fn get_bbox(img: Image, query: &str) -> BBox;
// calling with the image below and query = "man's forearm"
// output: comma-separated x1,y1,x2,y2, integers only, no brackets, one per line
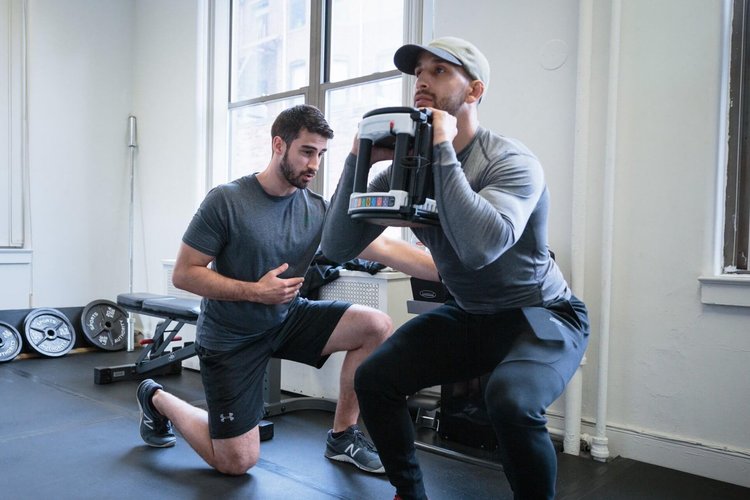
321,154,384,262
359,236,439,282
173,265,256,302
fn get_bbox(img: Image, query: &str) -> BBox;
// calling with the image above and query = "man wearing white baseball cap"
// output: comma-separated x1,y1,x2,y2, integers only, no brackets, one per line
323,36,589,500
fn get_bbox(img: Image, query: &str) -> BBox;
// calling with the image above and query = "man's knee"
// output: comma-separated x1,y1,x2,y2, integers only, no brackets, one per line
354,309,392,354
484,365,562,427
212,449,259,476
210,433,260,475
368,310,393,343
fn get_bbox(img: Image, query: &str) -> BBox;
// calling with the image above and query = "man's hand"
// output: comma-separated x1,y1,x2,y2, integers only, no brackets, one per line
427,108,458,146
350,132,395,165
253,263,304,304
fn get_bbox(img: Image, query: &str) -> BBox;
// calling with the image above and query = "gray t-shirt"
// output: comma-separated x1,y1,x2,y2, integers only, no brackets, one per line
182,174,327,350
321,126,569,313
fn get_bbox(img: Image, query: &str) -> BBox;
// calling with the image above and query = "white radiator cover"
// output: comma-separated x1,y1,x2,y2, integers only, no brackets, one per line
281,270,412,399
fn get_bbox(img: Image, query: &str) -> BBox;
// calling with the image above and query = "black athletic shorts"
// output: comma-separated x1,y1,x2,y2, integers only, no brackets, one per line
195,298,351,439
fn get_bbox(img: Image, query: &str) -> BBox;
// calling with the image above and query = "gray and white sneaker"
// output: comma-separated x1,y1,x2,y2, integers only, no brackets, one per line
136,378,176,448
325,425,385,474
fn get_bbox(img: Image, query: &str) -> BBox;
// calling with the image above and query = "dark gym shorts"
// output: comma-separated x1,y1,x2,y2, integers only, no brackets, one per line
195,297,352,439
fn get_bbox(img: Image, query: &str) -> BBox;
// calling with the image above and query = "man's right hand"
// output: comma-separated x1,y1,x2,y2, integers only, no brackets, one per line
350,132,395,165
425,108,458,146
253,263,304,304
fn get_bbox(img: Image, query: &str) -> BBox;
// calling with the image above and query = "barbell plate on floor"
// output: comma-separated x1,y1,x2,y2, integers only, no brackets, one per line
23,308,76,358
80,300,128,351
0,321,23,363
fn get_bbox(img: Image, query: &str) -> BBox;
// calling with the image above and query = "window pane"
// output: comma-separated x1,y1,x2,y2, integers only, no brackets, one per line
231,0,310,102
324,77,402,199
329,0,404,82
229,96,305,181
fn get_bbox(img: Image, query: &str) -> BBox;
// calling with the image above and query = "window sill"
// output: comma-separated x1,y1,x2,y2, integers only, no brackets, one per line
0,248,32,264
698,274,750,307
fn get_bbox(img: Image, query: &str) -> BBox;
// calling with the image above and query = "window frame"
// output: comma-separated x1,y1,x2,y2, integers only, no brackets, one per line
699,0,750,306
219,0,427,195
725,0,750,274
0,0,26,249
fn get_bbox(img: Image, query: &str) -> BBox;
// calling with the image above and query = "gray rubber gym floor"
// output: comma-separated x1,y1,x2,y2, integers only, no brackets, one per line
2,350,748,500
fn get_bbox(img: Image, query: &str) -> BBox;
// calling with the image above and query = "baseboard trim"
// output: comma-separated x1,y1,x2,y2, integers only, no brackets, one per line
547,414,750,488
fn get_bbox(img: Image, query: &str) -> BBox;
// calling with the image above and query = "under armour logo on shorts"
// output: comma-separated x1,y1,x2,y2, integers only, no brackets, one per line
220,413,235,422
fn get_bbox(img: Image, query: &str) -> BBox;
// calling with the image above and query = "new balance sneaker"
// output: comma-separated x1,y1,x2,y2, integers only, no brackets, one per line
325,425,385,474
136,379,176,448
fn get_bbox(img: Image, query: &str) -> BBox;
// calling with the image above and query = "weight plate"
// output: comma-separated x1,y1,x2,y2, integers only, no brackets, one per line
80,300,128,351
23,308,76,358
0,321,23,363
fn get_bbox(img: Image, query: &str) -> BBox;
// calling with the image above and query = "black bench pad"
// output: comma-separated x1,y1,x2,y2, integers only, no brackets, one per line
117,293,201,323
117,292,171,309
141,297,201,322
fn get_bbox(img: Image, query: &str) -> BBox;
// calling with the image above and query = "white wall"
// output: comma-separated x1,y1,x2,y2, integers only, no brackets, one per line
25,0,134,307
5,0,749,488
8,0,203,313
597,0,750,482
130,0,205,295
433,0,750,486
433,0,580,277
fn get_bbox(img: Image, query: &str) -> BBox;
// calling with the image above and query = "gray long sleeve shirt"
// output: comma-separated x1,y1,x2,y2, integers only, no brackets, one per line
321,126,570,313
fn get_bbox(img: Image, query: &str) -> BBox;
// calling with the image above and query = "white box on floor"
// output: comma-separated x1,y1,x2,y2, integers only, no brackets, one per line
280,270,412,399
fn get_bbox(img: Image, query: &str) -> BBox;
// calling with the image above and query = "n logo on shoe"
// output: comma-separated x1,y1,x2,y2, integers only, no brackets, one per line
344,443,361,457
220,413,234,422
143,414,155,429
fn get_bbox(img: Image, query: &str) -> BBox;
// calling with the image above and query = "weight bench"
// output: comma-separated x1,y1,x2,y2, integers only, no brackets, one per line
94,293,337,422
94,293,199,384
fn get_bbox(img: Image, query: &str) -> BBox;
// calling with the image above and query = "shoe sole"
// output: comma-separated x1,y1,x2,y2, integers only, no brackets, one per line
325,452,385,474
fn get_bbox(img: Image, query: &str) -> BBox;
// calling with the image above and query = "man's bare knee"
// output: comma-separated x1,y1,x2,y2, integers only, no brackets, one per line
213,452,258,475
210,432,260,475
369,311,393,343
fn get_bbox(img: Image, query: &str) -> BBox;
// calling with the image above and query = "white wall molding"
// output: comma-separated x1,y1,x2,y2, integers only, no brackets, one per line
547,413,750,488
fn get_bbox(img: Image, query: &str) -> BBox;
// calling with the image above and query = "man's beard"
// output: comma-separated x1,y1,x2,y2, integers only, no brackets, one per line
280,151,314,189
418,91,464,116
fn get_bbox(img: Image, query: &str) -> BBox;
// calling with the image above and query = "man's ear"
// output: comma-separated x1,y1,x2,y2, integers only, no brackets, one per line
466,80,485,104
272,136,286,156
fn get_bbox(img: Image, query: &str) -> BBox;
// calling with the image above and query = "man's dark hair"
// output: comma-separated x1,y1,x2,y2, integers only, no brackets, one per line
271,104,334,146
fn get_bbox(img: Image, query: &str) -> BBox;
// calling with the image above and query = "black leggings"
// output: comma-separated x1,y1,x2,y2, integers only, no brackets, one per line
354,297,589,500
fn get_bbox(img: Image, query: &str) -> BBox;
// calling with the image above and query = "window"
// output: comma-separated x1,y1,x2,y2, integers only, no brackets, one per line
725,0,750,273
225,0,420,203
1,0,25,248
288,0,306,30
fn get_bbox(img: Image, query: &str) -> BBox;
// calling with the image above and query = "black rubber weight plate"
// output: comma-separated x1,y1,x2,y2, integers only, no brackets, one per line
80,300,128,351
23,308,76,357
0,321,23,362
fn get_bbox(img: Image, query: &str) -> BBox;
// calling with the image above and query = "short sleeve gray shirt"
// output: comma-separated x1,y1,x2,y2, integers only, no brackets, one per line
182,174,327,350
